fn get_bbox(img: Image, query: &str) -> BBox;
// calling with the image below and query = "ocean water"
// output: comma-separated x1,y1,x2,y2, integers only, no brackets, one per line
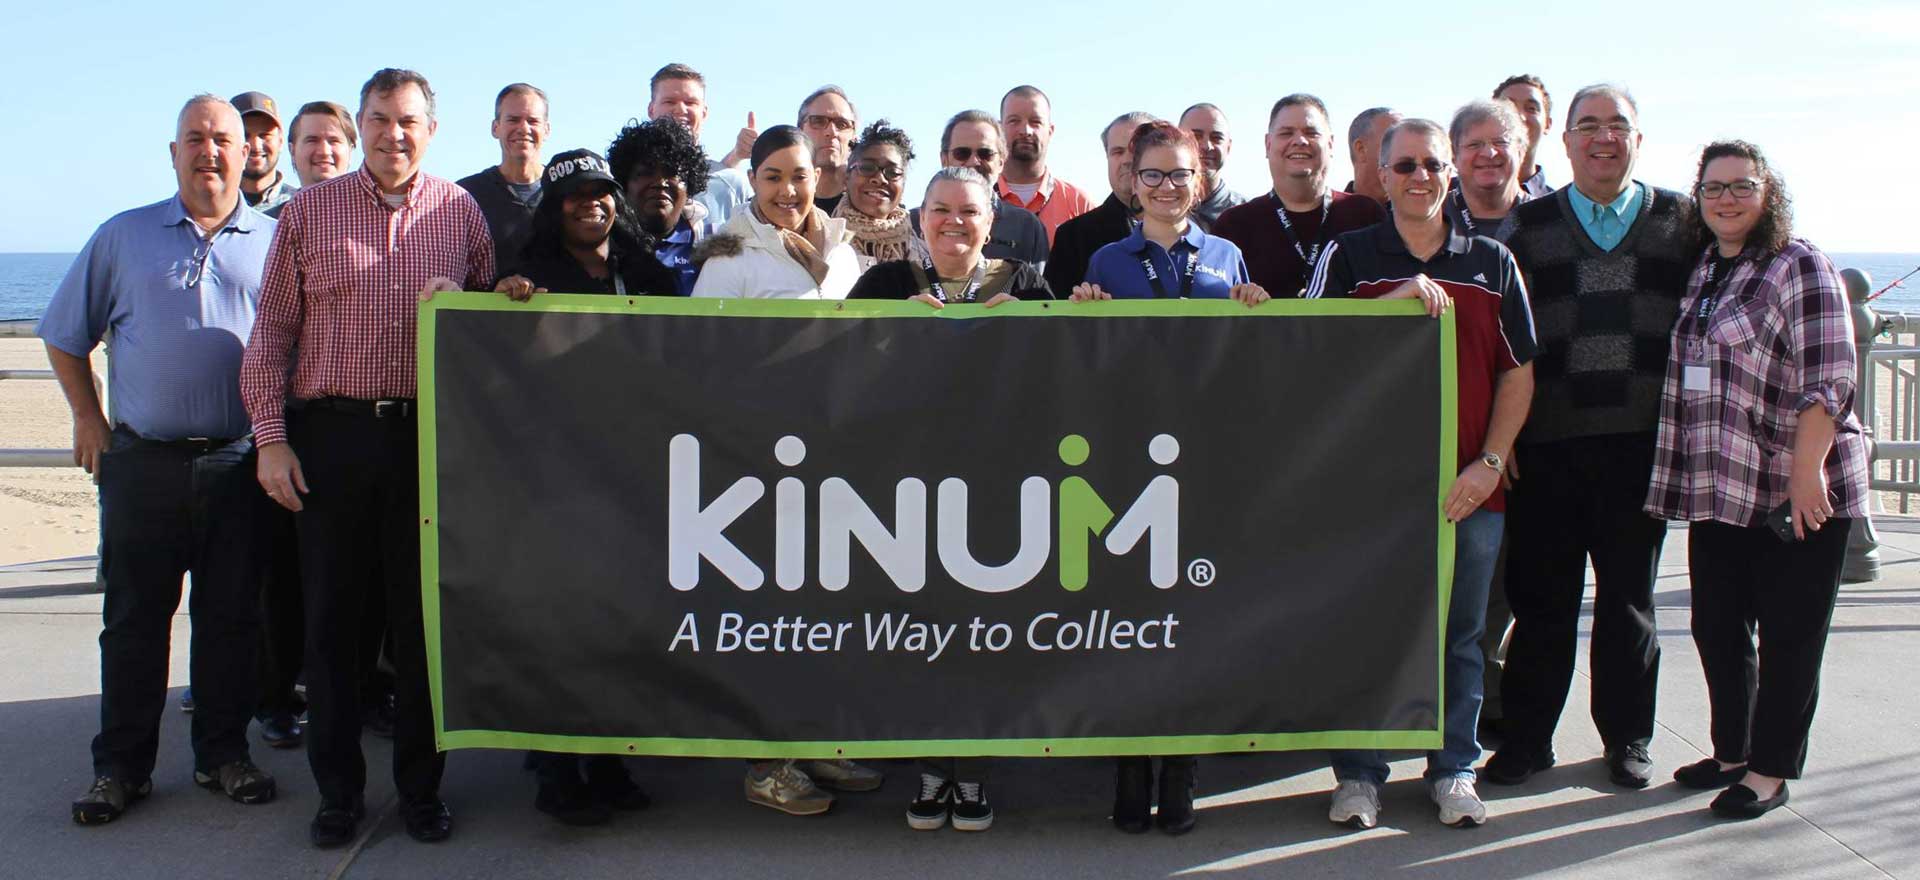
3,251,1919,319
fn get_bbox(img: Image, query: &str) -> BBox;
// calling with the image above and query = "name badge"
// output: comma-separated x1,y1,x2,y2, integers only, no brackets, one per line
1683,364,1711,392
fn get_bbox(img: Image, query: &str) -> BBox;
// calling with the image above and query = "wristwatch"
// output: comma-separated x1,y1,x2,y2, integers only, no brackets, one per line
1481,451,1504,472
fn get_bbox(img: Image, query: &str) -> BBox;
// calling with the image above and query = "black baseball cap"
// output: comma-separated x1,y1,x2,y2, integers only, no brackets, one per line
543,149,618,201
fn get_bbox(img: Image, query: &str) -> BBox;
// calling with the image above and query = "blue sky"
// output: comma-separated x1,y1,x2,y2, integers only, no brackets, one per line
3,0,1915,252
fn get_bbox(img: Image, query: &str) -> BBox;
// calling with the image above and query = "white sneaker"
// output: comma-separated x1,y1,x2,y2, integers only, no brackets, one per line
744,760,834,816
1329,780,1381,829
1432,776,1487,827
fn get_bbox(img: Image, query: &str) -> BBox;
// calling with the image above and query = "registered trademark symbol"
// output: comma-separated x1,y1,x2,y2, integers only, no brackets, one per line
1187,559,1216,587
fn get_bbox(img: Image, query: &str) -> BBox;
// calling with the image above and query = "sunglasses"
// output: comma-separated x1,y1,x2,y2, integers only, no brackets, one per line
1387,158,1452,175
948,146,997,163
803,114,855,133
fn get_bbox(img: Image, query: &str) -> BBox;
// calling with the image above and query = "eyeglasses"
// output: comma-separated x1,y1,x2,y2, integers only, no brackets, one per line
851,160,905,181
1387,158,1452,175
184,237,215,288
1570,121,1636,138
1698,179,1761,199
803,114,855,132
1134,168,1196,188
1459,138,1513,154
947,146,997,163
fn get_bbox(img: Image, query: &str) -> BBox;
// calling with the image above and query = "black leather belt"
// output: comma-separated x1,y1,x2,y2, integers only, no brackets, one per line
296,397,417,419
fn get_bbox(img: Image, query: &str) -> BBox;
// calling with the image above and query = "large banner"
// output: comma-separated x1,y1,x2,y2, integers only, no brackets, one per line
419,296,1456,758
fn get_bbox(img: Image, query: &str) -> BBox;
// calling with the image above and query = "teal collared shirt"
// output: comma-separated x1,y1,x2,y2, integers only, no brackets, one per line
1567,181,1643,252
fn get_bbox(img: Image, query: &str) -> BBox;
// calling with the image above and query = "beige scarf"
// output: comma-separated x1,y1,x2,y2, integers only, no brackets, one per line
833,198,916,265
752,200,832,286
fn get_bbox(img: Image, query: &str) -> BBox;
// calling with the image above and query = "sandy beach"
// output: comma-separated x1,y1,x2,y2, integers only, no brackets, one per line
0,336,102,565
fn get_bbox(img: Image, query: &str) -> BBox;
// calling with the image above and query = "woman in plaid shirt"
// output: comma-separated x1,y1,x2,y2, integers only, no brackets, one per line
1644,140,1869,820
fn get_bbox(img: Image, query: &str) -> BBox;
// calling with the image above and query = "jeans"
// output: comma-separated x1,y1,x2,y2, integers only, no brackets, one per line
90,429,262,780
1333,508,1503,784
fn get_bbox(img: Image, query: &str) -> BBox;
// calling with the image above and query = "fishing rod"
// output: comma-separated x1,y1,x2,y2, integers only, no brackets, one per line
1865,265,1920,303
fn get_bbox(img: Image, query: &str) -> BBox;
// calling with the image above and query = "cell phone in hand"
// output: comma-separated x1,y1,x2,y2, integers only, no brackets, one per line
1765,499,1801,543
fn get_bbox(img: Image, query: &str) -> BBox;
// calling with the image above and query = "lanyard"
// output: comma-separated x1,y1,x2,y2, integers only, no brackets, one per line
610,254,628,297
1694,256,1735,325
924,259,987,303
1140,246,1197,299
1274,193,1331,268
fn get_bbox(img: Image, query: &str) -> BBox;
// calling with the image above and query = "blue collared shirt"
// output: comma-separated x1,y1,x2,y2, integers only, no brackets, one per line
695,160,751,228
1083,221,1249,299
656,215,703,296
1567,180,1644,252
37,196,272,440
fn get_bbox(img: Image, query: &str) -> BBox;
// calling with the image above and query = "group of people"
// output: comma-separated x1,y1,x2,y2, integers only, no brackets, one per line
36,61,1867,847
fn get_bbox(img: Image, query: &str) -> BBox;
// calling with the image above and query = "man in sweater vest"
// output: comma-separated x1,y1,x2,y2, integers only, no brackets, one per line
1483,85,1695,791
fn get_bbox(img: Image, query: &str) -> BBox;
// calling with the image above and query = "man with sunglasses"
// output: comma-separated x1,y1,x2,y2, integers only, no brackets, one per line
1484,84,1693,793
1306,117,1537,829
1213,94,1384,297
43,95,280,825
912,110,1048,268
797,85,858,213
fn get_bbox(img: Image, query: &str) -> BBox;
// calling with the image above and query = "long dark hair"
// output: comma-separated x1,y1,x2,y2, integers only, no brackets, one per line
519,184,663,287
1687,139,1793,258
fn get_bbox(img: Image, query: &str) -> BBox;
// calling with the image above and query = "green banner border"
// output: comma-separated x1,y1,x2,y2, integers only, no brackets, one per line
417,293,1459,757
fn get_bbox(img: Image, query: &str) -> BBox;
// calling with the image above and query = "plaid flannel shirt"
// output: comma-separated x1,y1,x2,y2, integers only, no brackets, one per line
1645,239,1870,525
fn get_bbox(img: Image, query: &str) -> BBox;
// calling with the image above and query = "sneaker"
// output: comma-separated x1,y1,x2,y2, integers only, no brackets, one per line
178,687,194,713
194,760,277,805
745,761,833,816
801,758,883,792
1328,780,1381,829
951,781,993,831
1607,744,1654,789
71,775,151,825
906,773,952,830
259,713,303,749
1431,776,1487,827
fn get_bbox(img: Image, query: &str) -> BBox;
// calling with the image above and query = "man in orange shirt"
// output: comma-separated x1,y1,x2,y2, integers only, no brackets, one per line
997,85,1093,243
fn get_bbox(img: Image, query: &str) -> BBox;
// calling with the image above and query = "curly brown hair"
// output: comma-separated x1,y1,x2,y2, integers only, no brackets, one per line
1687,139,1793,257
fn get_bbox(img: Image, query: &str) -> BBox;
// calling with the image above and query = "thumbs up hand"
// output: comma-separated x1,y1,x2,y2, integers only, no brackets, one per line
722,111,759,168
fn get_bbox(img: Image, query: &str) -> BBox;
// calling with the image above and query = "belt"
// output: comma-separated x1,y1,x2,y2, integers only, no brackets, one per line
112,425,243,453
296,397,417,419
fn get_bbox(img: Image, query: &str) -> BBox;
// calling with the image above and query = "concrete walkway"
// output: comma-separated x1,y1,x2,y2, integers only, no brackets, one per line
1,523,1915,879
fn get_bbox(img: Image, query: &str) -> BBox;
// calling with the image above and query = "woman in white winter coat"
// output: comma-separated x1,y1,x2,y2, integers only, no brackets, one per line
692,125,864,299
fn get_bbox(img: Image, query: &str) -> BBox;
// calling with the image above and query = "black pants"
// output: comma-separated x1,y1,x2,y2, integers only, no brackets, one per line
290,406,442,806
255,507,304,719
1479,537,1512,720
1502,433,1667,753
91,430,261,780
1688,519,1848,779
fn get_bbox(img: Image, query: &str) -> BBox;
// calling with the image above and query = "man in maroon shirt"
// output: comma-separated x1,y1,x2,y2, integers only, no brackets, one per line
1211,93,1385,298
241,68,494,849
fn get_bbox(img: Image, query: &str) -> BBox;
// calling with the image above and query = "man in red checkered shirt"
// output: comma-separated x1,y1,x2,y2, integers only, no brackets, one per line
239,67,494,850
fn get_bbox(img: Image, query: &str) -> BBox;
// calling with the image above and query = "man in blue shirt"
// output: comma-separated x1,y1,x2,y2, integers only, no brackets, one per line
39,95,279,825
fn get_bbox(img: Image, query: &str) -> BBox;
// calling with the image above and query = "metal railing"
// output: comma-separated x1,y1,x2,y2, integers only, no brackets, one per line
0,319,102,468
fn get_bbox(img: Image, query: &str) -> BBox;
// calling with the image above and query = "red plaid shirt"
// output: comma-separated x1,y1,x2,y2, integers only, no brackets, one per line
241,167,495,446
1645,239,1870,526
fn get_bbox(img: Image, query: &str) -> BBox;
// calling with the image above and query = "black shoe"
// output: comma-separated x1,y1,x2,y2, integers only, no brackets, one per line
403,798,453,842
536,780,611,826
1606,744,1654,789
310,799,365,848
584,760,651,812
1483,745,1555,786
1710,781,1789,819
1674,758,1746,790
195,760,277,805
1113,757,1151,833
71,775,151,825
259,713,303,749
1156,759,1196,835
363,695,396,739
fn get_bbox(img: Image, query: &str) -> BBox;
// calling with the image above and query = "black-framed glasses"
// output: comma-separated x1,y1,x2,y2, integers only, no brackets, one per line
1134,168,1196,188
1698,179,1760,199
948,146,997,162
803,114,855,133
1388,158,1451,175
851,160,905,181
184,237,215,288
1570,121,1635,138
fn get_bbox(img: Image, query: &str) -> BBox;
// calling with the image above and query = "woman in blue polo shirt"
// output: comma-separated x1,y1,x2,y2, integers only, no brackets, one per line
1071,121,1267,306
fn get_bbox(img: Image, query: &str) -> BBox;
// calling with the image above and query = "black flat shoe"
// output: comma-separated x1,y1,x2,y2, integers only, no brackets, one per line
536,780,611,827
1483,745,1555,786
1112,757,1151,833
1674,758,1746,790
1156,758,1197,835
1711,781,1789,819
403,798,453,842
310,799,365,849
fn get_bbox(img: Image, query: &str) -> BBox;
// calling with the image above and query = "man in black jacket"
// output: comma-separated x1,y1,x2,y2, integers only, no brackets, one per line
457,83,550,272
1046,111,1153,297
